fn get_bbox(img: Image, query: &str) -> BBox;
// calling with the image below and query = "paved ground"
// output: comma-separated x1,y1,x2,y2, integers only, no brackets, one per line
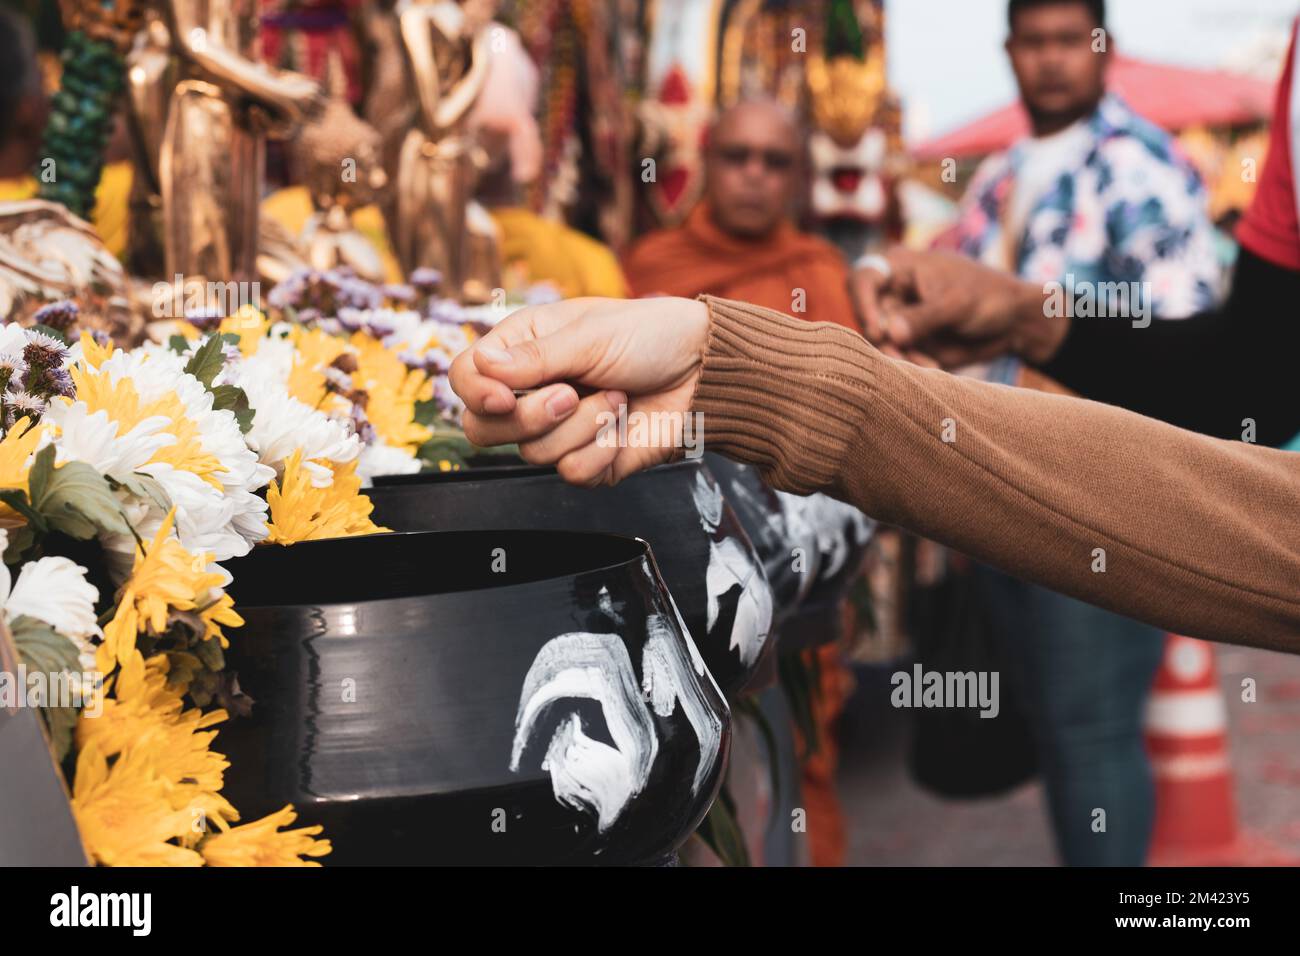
836,644,1300,866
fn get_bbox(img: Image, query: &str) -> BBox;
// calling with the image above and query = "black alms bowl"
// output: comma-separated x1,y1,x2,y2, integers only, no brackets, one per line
366,459,775,699
704,454,876,647
221,530,731,865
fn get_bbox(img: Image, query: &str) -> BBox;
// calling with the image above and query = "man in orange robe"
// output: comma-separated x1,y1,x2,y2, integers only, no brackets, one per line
623,99,860,332
626,99,858,867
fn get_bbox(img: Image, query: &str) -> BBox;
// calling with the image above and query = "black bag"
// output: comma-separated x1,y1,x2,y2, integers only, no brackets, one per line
905,564,1038,798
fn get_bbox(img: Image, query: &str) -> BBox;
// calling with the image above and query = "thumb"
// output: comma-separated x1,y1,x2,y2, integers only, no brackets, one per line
892,292,964,346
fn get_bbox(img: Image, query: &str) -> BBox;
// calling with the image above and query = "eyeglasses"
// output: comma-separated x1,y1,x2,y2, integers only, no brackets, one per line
713,144,796,172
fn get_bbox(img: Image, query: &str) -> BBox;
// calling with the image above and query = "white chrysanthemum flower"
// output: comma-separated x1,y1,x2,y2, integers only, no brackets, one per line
60,344,273,560
0,322,28,354
43,402,175,479
0,532,100,673
357,439,421,483
235,373,360,487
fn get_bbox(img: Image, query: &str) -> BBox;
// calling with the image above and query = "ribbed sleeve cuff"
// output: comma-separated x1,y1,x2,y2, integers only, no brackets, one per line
689,294,877,495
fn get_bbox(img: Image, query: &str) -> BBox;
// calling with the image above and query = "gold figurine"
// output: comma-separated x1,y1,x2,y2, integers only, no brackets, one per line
155,0,323,288
276,54,390,285
391,0,500,300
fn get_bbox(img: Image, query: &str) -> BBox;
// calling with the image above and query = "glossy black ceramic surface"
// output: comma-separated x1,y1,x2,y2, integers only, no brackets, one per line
704,454,876,648
367,459,775,699
221,530,731,865
704,454,813,623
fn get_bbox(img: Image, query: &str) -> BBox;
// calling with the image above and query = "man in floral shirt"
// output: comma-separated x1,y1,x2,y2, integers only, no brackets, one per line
936,0,1222,869
949,0,1225,316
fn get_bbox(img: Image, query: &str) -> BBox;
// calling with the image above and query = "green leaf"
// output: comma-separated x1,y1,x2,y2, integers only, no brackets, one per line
1,524,36,563
0,487,48,535
114,472,171,511
193,635,224,671
695,785,751,867
413,397,440,427
9,615,80,678
168,334,191,355
41,705,80,762
28,446,132,539
9,617,90,763
209,383,254,434
183,334,226,388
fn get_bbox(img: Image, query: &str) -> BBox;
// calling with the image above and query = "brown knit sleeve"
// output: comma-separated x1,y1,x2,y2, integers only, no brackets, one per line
690,294,1300,653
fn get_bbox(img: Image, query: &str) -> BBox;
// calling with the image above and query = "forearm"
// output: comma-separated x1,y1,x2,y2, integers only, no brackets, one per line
1033,248,1300,445
692,295,1300,652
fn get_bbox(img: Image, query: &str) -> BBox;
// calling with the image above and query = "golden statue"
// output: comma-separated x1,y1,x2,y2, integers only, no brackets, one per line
155,0,323,287
259,54,390,285
390,0,500,301
123,9,175,277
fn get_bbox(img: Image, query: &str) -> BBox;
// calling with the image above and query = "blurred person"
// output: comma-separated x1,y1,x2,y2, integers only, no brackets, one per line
947,0,1220,316
623,98,860,331
626,98,858,867
876,0,1224,867
853,16,1300,447
0,6,45,184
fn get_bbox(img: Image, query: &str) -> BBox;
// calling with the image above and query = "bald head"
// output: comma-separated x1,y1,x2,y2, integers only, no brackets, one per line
704,99,802,239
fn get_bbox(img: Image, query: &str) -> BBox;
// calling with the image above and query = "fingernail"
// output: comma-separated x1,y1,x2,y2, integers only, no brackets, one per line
606,390,627,409
545,388,578,419
477,345,513,364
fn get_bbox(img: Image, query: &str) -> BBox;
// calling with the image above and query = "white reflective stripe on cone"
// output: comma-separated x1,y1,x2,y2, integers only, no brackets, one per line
1145,688,1228,736
1149,752,1232,781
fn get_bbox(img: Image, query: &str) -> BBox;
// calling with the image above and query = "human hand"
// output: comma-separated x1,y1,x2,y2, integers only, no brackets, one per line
851,248,1064,367
450,296,710,486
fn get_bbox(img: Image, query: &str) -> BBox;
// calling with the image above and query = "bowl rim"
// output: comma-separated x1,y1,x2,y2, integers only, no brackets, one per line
226,529,661,607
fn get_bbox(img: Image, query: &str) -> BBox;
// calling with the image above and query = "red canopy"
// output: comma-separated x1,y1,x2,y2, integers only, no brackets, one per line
912,55,1275,161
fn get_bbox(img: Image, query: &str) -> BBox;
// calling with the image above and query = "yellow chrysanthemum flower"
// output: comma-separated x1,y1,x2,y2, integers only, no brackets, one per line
218,306,269,357
199,804,331,866
265,450,388,544
70,739,205,867
76,650,240,839
71,361,225,489
349,332,433,451
98,509,243,672
286,326,349,409
0,420,44,527
77,331,115,369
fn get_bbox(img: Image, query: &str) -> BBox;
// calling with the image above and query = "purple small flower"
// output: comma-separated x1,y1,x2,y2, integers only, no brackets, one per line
184,307,225,330
6,388,46,419
322,366,353,393
32,300,79,333
44,365,76,399
23,330,70,367
349,403,377,445
382,284,417,305
337,307,366,332
425,297,464,323
409,268,443,292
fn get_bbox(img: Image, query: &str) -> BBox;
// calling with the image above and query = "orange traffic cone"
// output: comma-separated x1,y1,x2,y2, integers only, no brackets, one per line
1145,634,1295,866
